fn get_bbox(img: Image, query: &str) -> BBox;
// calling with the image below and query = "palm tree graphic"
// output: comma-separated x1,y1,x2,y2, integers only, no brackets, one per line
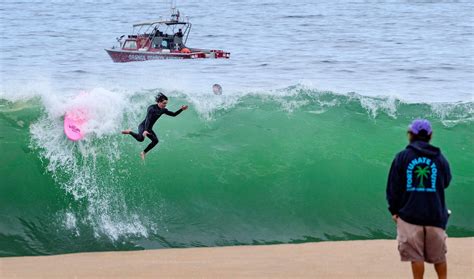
414,165,430,188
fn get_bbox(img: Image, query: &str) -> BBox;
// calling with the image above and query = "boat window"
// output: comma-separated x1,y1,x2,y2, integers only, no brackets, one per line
152,38,162,49
124,40,137,49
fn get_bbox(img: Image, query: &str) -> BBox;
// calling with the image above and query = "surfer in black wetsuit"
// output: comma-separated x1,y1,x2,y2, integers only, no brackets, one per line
122,93,188,160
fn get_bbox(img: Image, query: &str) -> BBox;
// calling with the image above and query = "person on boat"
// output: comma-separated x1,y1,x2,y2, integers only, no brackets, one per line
122,93,188,160
173,29,184,49
175,29,184,38
154,28,162,37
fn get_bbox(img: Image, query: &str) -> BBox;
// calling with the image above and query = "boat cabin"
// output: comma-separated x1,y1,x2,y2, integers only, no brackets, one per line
119,17,191,52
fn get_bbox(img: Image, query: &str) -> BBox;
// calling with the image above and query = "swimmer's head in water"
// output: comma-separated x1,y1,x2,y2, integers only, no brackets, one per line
212,84,222,95
155,93,168,108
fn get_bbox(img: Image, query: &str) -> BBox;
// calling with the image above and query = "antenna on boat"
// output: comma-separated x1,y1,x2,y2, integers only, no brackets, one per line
170,0,177,15
170,0,180,22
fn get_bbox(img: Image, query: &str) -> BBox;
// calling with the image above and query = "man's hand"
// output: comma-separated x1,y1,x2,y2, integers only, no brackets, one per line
142,131,150,138
181,105,189,111
392,214,399,223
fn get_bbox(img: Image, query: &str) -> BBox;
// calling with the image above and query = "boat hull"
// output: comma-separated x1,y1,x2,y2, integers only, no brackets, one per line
105,48,229,63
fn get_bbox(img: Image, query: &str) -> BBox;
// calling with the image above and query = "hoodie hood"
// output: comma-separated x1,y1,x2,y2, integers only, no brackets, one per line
407,140,440,157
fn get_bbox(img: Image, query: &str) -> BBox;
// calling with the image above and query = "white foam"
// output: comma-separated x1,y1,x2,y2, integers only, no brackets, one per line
354,94,399,119
183,91,242,121
29,87,151,241
64,211,80,236
430,102,474,127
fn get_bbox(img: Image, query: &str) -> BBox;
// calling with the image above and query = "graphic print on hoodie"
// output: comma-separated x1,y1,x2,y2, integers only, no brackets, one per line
407,156,438,192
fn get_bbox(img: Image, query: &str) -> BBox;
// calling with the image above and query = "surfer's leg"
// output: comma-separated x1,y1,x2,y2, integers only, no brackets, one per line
143,130,159,153
129,131,145,142
129,125,145,142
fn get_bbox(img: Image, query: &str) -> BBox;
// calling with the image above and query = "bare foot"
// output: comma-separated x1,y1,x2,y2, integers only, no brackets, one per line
121,129,131,134
140,151,146,161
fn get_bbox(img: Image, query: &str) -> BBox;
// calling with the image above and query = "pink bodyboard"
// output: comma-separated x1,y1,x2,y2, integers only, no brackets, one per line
64,109,87,141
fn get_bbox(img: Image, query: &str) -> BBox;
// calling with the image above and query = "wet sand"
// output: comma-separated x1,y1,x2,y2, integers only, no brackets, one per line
1,238,472,278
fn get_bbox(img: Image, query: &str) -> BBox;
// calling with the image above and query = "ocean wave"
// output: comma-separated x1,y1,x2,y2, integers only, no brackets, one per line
0,84,473,256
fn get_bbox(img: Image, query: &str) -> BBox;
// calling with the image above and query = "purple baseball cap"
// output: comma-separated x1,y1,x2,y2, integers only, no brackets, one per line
408,119,432,135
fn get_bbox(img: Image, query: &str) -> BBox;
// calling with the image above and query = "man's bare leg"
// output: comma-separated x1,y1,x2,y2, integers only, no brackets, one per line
121,129,131,134
411,261,424,279
434,262,447,279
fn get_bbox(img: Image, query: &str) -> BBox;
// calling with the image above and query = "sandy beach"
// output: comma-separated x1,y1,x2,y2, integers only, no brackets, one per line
1,237,472,278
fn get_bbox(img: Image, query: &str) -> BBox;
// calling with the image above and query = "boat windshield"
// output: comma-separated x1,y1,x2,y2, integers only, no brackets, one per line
123,40,137,49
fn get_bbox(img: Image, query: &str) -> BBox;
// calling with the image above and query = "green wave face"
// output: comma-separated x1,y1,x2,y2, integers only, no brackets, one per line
1,88,473,256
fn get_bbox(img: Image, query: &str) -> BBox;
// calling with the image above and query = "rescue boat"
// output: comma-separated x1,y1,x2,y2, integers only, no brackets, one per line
105,8,230,62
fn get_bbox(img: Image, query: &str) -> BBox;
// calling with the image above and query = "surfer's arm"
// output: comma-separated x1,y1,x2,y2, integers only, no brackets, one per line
164,108,184,117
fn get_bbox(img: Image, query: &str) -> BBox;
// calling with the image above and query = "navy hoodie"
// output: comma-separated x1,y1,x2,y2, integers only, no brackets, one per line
386,140,452,229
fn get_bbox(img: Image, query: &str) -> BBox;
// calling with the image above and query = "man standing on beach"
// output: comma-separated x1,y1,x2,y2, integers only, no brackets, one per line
386,119,452,279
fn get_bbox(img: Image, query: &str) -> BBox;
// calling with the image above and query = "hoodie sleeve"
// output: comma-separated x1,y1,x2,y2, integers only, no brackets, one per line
386,153,404,215
164,108,183,117
442,155,452,189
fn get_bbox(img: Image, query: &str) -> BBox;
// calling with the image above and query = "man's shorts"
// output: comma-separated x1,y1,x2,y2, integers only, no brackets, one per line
396,217,447,263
